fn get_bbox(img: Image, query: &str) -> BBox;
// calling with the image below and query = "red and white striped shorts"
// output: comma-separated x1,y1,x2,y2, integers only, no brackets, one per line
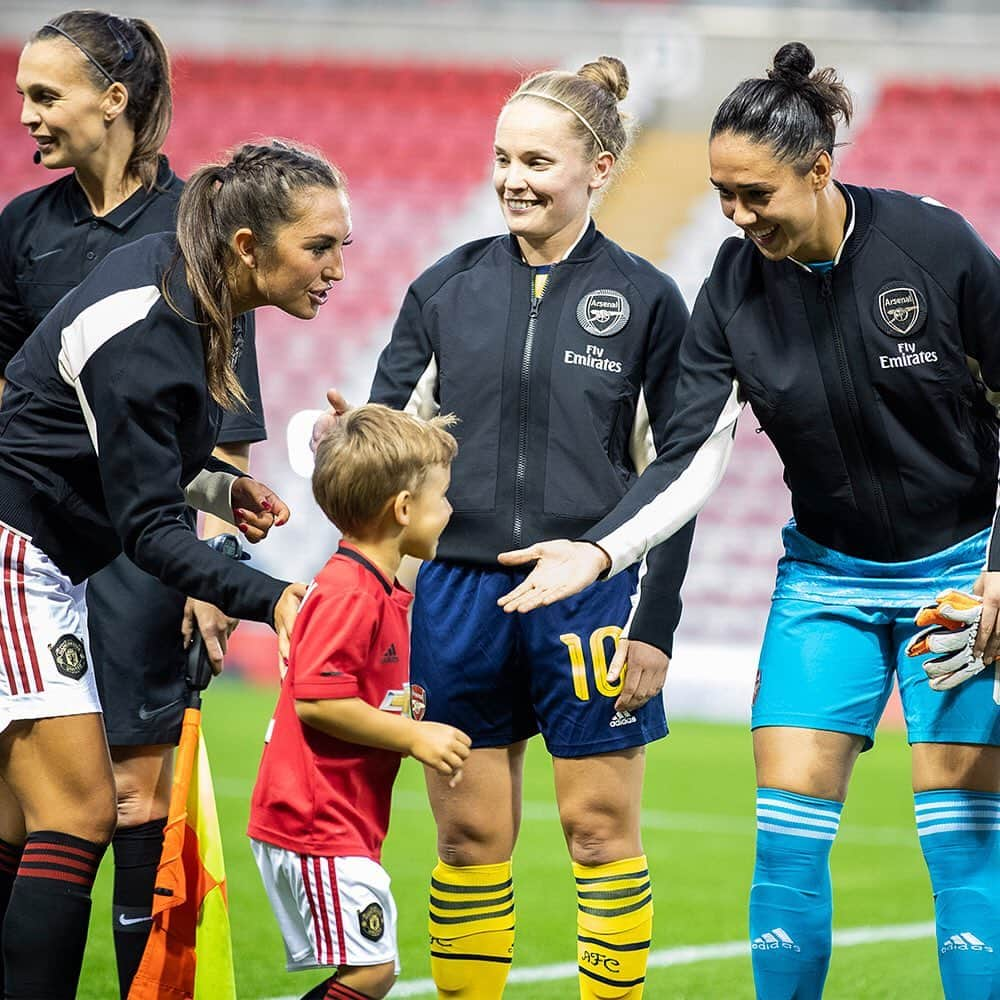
0,524,100,733
250,839,399,972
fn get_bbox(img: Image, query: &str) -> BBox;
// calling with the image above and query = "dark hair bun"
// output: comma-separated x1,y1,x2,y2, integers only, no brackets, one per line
578,55,629,102
768,41,815,85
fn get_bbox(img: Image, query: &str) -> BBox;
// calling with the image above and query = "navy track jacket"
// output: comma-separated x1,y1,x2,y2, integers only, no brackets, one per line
584,183,1000,594
370,221,695,655
0,232,287,624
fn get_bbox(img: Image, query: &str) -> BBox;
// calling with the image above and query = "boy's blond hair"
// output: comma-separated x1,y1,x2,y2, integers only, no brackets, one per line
312,404,458,535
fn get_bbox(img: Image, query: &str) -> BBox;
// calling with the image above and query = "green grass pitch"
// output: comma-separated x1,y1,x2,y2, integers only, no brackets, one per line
77,681,944,999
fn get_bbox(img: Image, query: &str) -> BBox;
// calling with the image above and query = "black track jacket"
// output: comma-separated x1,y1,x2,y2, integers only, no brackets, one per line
0,232,287,623
370,221,695,655
584,184,1000,597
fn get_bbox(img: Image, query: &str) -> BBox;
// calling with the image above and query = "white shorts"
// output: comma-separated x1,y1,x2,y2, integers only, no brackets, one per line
250,839,400,973
0,524,100,735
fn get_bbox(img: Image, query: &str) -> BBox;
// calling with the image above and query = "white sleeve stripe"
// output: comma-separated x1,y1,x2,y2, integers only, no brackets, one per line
57,285,162,383
620,552,647,639
57,285,163,456
628,389,655,475
75,385,100,456
404,357,440,419
599,380,743,576
184,469,237,523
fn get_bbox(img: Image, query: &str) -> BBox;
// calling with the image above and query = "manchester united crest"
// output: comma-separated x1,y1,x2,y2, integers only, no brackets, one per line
359,902,385,941
50,634,88,680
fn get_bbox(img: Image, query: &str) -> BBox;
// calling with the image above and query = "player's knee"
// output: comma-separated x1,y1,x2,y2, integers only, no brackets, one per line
114,781,161,828
111,748,173,825
437,819,512,866
337,961,396,998
562,813,631,867
915,745,1000,793
68,789,118,844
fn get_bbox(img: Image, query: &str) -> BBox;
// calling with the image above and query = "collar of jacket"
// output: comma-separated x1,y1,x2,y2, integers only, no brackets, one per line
782,181,873,276
502,217,603,266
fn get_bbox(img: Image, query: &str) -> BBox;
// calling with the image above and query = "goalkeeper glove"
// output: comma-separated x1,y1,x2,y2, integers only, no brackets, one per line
905,588,985,691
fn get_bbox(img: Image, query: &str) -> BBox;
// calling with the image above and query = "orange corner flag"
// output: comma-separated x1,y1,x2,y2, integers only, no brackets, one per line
128,707,236,1000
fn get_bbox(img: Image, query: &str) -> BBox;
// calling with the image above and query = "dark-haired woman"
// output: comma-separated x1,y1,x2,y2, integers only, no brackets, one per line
368,56,692,999
0,139,347,999
0,12,270,996
500,42,1000,1000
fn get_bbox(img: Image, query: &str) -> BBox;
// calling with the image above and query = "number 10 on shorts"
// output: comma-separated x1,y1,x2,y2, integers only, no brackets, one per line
560,627,624,702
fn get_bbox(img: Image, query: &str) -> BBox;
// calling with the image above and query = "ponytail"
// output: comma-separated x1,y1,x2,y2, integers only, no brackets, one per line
33,11,173,190
169,140,345,409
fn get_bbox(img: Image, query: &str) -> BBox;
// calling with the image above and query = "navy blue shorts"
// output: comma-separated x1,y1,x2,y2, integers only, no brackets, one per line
410,560,667,758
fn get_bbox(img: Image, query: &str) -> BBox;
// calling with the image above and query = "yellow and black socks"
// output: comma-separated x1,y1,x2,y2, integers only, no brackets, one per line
428,859,515,999
575,856,652,999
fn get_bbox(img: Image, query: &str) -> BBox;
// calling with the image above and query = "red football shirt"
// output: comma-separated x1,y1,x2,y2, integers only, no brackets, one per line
248,543,413,859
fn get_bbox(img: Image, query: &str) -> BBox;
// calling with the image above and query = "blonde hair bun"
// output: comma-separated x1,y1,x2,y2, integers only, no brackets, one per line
578,56,629,103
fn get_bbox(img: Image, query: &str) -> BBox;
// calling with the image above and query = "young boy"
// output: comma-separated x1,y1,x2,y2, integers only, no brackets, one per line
249,404,471,1000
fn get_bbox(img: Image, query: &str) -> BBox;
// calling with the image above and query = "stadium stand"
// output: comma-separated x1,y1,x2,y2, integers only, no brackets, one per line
5,53,998,669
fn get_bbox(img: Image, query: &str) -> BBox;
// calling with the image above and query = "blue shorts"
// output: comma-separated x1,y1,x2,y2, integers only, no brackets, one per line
410,560,667,758
752,523,1000,750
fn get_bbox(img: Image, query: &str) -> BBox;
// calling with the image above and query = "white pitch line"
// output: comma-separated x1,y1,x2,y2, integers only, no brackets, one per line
263,921,935,999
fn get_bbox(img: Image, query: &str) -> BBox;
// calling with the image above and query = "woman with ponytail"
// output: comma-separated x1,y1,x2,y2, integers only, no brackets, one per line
0,13,276,997
0,138,349,998
362,56,692,999
501,42,1000,1000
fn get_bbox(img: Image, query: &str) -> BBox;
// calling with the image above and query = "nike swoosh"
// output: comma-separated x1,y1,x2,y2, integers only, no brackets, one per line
118,913,153,926
137,697,183,721
29,248,62,263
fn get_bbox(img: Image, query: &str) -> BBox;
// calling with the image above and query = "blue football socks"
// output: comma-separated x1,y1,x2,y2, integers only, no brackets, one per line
916,789,1000,1000
749,788,843,999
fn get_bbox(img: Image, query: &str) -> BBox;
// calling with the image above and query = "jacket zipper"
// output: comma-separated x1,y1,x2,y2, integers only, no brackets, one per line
512,274,544,546
819,271,895,548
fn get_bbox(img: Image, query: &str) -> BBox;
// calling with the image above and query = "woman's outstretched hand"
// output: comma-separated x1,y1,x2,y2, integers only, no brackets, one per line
496,540,611,613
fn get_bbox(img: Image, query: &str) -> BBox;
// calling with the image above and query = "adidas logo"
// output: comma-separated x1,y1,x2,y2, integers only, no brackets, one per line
941,932,993,954
381,643,399,664
752,928,801,953
609,710,637,728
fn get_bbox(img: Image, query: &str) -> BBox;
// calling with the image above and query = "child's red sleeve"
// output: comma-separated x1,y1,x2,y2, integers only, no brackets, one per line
288,585,378,701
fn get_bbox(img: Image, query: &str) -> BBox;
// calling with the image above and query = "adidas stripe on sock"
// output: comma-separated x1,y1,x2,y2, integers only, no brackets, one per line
916,790,1000,1000
750,789,843,1000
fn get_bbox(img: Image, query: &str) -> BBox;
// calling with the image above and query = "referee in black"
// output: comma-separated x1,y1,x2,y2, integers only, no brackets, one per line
1,13,266,996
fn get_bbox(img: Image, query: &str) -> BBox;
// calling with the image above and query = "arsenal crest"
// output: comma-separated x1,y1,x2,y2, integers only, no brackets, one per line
874,283,926,339
359,902,385,941
409,683,427,721
576,289,630,337
50,634,88,680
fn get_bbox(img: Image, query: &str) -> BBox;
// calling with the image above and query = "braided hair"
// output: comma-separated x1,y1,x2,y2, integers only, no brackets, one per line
169,140,346,408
